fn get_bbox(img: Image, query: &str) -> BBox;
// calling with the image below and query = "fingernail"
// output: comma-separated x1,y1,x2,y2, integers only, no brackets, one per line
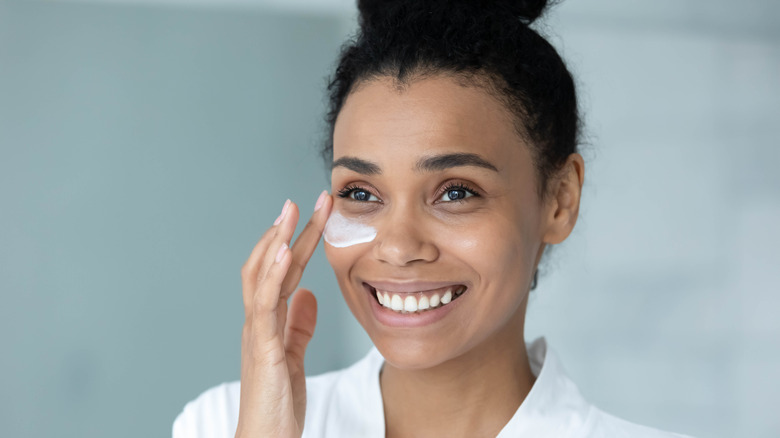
274,199,291,225
275,242,288,263
314,190,327,212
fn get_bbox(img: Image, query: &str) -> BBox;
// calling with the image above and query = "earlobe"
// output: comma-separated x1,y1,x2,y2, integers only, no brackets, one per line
542,153,585,245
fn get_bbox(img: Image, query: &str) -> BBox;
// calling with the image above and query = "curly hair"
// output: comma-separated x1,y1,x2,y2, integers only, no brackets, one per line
322,0,581,198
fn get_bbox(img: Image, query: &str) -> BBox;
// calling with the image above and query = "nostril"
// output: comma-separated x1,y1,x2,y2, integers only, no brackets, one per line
372,234,440,266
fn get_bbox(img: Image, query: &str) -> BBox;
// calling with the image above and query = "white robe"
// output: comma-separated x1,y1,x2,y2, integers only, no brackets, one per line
172,337,693,437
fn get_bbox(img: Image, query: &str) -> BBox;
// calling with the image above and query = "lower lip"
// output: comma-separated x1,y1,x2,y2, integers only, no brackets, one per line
363,283,466,328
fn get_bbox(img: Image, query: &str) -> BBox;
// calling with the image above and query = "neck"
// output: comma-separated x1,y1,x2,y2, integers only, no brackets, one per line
379,310,535,438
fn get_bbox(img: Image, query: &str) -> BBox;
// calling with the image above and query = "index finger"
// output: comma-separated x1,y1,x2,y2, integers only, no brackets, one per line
280,191,333,299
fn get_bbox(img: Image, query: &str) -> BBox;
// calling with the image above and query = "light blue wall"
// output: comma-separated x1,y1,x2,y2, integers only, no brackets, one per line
1,1,778,437
525,3,780,437
0,2,350,437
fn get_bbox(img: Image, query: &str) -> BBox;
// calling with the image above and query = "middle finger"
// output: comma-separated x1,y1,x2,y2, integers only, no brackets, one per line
280,191,333,299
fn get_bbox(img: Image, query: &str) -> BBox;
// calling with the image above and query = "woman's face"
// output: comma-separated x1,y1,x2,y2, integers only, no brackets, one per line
325,75,552,369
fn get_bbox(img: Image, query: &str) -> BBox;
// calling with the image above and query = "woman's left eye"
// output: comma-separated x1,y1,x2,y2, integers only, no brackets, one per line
439,185,476,202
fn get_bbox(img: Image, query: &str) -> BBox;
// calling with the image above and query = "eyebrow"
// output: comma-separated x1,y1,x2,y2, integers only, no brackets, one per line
331,156,382,175
417,153,499,173
331,152,498,175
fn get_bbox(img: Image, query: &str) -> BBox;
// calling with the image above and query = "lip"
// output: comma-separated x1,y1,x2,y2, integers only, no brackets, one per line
362,280,468,328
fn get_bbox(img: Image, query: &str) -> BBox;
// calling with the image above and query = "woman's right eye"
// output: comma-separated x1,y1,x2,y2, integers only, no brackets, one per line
337,186,380,202
349,189,378,202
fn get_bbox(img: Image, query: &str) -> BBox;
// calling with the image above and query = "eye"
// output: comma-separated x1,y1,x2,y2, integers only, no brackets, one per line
350,189,377,202
438,183,478,202
337,185,379,202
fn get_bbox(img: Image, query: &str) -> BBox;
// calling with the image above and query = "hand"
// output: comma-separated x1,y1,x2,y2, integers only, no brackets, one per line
235,192,332,438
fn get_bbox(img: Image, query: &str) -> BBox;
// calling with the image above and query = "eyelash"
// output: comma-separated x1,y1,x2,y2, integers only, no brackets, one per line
336,182,480,204
437,183,480,203
336,184,368,200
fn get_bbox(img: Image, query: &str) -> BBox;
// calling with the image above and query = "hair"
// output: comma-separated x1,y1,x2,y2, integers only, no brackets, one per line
321,0,581,198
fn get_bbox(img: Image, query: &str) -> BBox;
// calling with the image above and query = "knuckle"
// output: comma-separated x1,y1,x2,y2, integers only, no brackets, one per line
253,294,272,314
261,226,277,241
253,342,284,366
290,258,305,275
302,218,320,235
287,324,313,340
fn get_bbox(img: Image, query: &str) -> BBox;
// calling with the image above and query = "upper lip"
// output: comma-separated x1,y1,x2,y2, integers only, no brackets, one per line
364,280,467,293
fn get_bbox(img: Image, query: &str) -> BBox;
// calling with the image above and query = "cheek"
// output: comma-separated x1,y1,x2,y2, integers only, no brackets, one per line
324,244,352,278
460,224,517,272
324,240,368,294
323,210,376,286
440,213,532,290
324,244,370,321
323,210,377,248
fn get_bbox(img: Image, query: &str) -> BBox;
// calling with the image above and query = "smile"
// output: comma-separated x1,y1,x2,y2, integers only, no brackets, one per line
367,284,467,314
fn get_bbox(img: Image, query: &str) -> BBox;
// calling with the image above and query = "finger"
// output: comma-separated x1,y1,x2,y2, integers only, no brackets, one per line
240,226,277,311
256,201,299,291
249,201,299,322
284,288,318,366
252,238,293,330
279,192,333,299
240,199,290,310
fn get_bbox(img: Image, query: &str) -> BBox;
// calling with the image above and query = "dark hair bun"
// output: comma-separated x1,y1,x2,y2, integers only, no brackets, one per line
357,0,551,30
509,0,550,23
327,0,578,208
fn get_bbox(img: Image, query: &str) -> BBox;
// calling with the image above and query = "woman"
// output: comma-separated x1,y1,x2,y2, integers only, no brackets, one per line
174,1,692,436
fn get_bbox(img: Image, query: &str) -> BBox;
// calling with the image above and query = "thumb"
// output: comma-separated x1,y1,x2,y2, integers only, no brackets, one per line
284,288,318,365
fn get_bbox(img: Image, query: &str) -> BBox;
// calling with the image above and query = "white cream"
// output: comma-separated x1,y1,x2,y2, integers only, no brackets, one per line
323,210,377,248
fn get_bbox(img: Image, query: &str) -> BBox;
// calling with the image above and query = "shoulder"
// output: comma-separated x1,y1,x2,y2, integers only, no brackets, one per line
583,407,694,438
171,349,383,438
513,338,694,438
302,348,386,436
170,374,344,438
172,381,241,438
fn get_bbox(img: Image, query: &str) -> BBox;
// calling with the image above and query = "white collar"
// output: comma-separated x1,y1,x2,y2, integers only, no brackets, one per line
497,337,592,436
348,336,593,437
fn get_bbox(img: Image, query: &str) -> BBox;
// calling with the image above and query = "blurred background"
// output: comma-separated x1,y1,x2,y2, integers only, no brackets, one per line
1,0,778,436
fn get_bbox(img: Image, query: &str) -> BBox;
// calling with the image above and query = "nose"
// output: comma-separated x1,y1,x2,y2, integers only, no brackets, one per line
372,206,439,266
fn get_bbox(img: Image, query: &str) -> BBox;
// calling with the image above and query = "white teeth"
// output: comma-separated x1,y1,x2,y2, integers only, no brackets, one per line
381,292,392,308
391,294,404,311
418,295,430,310
441,289,452,304
404,295,417,312
374,285,465,314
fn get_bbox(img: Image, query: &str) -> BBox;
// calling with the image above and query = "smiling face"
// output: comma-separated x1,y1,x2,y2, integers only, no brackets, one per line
324,74,557,369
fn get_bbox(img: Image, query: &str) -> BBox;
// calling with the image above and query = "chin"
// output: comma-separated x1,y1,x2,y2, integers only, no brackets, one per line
373,338,453,370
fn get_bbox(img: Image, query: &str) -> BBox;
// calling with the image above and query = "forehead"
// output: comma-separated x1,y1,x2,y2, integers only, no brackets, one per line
332,75,525,171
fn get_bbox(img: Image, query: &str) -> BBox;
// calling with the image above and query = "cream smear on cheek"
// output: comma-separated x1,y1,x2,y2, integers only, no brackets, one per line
323,209,377,248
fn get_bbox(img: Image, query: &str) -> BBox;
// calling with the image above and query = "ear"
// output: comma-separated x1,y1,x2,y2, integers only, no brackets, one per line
542,153,585,244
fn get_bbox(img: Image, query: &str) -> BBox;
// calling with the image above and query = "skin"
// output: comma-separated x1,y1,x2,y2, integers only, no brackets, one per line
236,195,332,437
235,74,584,438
